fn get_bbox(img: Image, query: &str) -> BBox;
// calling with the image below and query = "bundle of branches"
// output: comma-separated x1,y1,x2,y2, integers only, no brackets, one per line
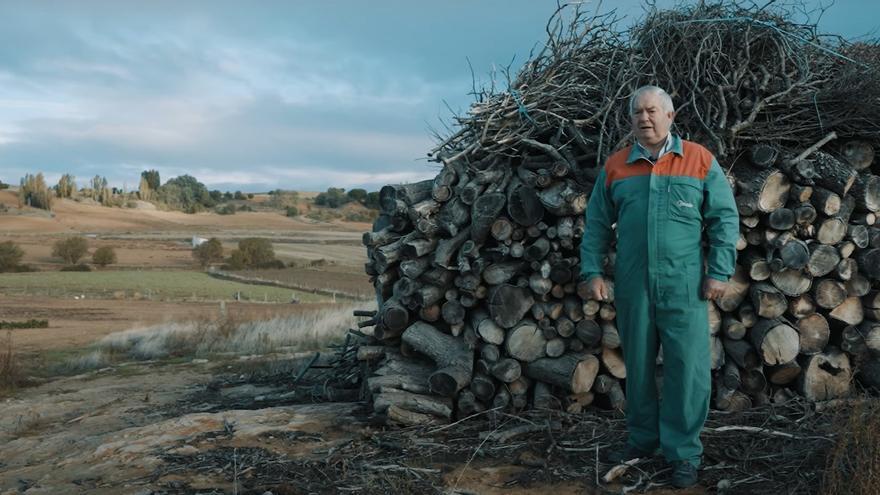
356,1,880,426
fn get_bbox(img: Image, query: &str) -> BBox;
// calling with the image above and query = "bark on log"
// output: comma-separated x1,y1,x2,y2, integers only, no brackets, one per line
402,321,474,397
489,284,535,328
524,353,599,394
750,319,799,365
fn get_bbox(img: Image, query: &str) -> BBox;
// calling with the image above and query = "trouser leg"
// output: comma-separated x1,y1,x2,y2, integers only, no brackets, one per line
656,298,711,467
615,293,660,452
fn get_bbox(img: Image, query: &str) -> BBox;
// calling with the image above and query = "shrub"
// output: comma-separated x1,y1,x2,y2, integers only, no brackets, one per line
92,246,117,267
822,400,880,494
247,193,254,199
0,331,21,391
227,237,276,269
0,241,24,272
192,238,224,268
216,204,236,215
0,319,49,330
60,263,92,272
0,180,9,190
52,236,89,265
286,206,299,217
251,259,286,270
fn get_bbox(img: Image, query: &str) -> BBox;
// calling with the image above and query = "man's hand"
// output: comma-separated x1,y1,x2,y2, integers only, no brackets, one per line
587,276,610,301
702,277,727,301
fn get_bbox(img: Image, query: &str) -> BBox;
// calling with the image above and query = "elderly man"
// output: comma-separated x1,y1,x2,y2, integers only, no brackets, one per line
580,85,739,488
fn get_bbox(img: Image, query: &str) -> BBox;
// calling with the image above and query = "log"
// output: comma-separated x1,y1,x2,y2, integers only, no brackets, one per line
457,389,486,417
856,248,880,279
471,193,507,244
749,283,788,318
545,338,567,357
575,319,602,347
491,358,523,383
748,143,778,168
766,361,802,385
507,180,544,226
601,347,627,379
750,319,799,365
470,373,495,402
770,268,812,297
740,367,767,394
380,180,434,212
721,360,741,389
402,321,474,397
722,316,747,340
790,185,814,203
489,284,535,328
829,297,864,326
724,338,760,369
788,294,815,319
471,308,505,345
859,320,880,355
793,203,817,225
796,313,830,355
504,319,547,362
812,152,858,196
810,187,841,216
373,388,454,419
594,374,626,412
807,243,840,277
841,140,875,171
812,279,847,309
816,218,847,245
849,173,880,212
734,165,791,213
715,383,752,411
385,404,445,426
524,353,599,394
797,349,852,401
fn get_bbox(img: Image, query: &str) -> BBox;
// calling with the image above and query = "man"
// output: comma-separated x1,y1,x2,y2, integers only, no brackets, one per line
580,85,739,488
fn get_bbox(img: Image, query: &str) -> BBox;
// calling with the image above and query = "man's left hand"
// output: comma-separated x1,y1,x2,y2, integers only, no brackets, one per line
702,277,727,301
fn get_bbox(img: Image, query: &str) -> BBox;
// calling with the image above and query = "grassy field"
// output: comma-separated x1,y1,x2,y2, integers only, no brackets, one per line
0,270,328,303
239,266,373,298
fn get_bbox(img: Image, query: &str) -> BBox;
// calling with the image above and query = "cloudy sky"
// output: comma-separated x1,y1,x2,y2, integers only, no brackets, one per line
0,1,876,193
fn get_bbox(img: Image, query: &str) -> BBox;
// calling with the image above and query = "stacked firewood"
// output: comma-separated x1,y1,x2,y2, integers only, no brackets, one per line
352,3,880,425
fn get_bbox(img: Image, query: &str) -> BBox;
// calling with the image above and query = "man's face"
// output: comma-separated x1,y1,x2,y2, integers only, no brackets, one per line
631,92,675,148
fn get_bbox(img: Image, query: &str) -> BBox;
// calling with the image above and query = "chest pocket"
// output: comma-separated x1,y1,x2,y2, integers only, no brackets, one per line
667,178,703,222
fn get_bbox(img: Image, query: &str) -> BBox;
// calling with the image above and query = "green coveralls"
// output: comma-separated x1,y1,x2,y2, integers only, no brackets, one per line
580,135,739,466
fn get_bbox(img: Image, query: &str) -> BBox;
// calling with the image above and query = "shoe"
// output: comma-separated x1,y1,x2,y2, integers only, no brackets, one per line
670,460,698,488
607,444,655,464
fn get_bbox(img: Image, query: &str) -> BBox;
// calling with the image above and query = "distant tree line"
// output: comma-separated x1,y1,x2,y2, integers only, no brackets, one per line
8,168,382,215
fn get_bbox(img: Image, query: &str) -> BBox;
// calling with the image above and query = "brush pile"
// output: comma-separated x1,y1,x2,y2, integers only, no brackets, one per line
355,1,880,425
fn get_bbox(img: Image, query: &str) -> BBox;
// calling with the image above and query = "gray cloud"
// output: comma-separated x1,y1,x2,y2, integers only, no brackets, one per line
0,0,874,191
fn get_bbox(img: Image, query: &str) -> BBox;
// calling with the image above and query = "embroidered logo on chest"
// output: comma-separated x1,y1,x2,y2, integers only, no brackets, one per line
675,199,694,209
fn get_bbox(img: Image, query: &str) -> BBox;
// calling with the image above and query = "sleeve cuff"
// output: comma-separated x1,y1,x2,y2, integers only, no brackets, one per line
581,272,603,282
707,272,731,282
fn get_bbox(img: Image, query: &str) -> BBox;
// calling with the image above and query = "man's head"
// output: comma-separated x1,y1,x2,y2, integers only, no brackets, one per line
630,85,676,149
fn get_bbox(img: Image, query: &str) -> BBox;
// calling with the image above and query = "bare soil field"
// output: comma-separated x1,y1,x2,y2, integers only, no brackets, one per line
1,191,370,271
239,266,374,298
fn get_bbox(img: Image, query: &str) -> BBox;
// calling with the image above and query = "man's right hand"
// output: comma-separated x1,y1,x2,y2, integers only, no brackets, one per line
587,276,610,301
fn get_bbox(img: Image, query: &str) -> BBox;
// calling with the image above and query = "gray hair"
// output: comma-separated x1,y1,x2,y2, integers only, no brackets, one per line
629,85,675,115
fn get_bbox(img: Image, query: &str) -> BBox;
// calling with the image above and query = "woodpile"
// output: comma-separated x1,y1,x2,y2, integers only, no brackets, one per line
354,3,880,425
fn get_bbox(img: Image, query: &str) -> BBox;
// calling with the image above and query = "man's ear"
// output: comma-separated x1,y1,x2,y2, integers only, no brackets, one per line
668,111,676,120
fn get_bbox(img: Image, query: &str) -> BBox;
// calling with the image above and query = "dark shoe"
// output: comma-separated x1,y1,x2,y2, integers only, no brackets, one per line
670,460,698,488
607,444,655,464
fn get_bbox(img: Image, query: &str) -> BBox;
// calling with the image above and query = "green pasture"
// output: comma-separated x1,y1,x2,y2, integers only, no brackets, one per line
0,270,327,303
